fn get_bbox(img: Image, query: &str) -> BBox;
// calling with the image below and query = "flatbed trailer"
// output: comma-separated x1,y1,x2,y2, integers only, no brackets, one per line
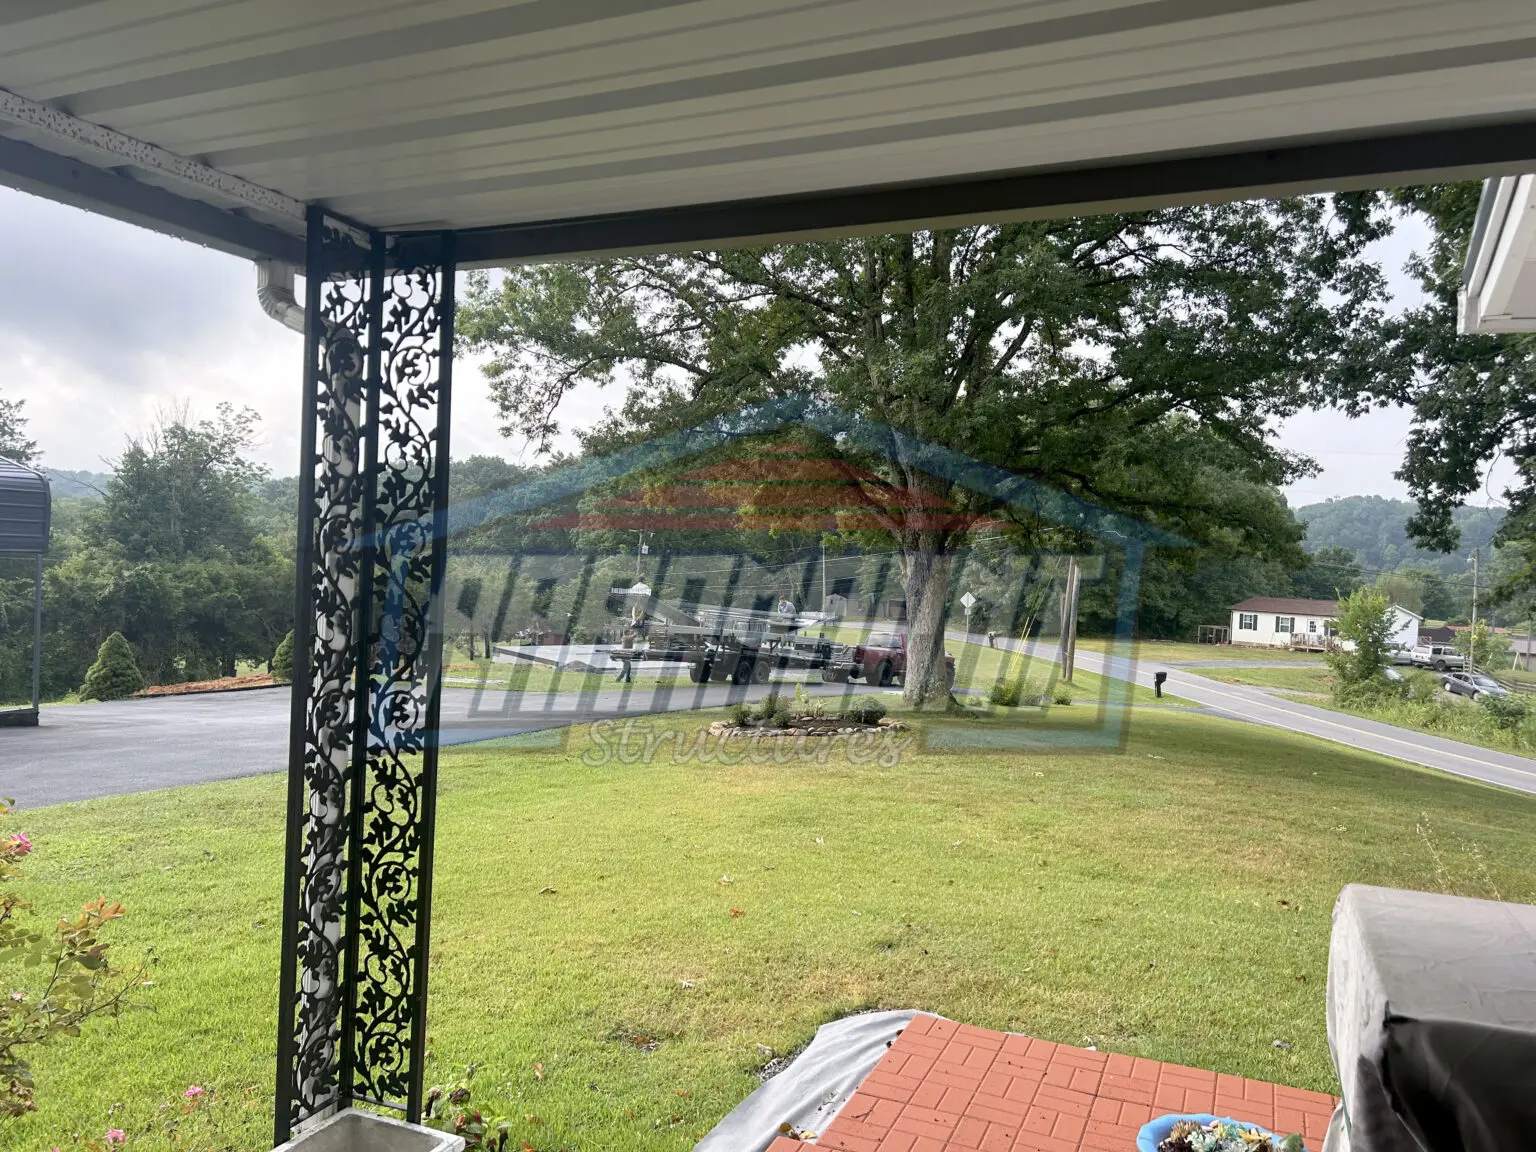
611,622,835,684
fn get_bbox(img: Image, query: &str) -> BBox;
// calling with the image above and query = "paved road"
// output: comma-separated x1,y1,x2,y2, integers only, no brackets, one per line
1063,643,1536,796
0,676,889,809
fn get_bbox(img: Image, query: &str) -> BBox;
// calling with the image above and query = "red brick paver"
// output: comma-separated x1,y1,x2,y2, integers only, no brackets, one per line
763,1014,1336,1152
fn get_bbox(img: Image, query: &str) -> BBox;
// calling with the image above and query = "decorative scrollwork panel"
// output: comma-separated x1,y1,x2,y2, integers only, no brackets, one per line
351,246,454,1112
279,225,454,1138
281,217,372,1133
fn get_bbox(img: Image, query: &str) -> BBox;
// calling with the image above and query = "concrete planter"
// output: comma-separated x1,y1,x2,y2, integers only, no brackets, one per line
273,1109,464,1152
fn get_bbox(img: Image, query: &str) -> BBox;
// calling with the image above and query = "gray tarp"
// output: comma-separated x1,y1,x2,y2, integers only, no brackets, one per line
693,1009,915,1152
1325,884,1536,1152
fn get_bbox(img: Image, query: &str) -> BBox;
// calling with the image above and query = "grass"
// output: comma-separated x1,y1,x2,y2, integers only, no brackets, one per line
1078,640,1327,665
8,706,1536,1151
1196,666,1334,694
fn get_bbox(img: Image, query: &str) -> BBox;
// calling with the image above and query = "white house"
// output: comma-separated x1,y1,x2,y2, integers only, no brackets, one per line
1227,597,1421,651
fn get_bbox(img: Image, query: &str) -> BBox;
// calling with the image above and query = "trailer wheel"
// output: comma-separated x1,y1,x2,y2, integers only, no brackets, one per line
688,662,707,683
753,659,771,683
732,659,754,685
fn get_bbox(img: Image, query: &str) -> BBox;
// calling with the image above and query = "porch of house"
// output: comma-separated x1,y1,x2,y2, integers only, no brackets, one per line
766,1016,1337,1152
7,4,1536,1150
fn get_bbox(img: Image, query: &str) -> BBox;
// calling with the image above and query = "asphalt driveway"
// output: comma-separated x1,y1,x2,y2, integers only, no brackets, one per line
0,676,884,809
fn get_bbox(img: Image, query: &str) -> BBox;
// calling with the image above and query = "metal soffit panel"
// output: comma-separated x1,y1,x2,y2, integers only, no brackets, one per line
4,0,1536,263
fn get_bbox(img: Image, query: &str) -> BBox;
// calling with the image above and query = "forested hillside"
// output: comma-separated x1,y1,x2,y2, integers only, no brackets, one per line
1296,496,1502,575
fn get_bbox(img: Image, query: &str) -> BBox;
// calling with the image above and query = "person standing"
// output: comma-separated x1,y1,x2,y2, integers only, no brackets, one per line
615,627,636,682
987,630,996,649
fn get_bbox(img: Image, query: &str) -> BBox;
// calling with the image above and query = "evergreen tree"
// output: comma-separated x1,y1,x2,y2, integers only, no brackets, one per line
271,630,295,683
0,388,38,466
79,632,145,701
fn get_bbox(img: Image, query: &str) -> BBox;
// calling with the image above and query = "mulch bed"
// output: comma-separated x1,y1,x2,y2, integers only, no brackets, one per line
133,674,278,697
707,717,907,738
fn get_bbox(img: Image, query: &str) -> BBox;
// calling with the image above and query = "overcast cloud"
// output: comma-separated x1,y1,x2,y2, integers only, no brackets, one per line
0,184,1512,508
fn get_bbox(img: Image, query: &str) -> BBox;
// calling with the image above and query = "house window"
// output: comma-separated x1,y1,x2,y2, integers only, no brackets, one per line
1237,613,1258,631
1275,616,1295,634
1308,620,1318,633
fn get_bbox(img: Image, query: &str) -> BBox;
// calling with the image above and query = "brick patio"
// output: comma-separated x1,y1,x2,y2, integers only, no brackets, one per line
765,1014,1337,1152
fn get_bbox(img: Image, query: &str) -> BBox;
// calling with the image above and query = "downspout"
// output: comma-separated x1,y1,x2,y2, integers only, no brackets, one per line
256,259,305,333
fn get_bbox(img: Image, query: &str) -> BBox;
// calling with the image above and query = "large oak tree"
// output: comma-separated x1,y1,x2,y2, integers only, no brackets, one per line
1383,185,1536,607
459,199,1395,705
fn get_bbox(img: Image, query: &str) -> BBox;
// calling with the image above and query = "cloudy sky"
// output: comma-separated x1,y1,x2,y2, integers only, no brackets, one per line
0,185,1509,509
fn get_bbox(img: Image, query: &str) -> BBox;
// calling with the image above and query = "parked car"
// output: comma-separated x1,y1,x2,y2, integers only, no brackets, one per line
1387,644,1416,665
1441,671,1509,701
1411,644,1465,671
823,630,955,687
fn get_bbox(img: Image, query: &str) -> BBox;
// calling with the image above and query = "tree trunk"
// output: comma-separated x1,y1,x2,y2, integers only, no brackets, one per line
901,541,954,709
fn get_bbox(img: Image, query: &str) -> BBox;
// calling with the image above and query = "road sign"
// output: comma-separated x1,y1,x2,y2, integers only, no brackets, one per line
960,591,977,610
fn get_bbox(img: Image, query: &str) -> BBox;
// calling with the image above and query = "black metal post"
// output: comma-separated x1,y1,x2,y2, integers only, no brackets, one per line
276,207,328,1146
276,221,457,1140
30,554,41,715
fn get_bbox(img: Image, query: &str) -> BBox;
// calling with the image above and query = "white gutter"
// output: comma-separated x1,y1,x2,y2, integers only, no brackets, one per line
256,261,305,334
1459,174,1536,333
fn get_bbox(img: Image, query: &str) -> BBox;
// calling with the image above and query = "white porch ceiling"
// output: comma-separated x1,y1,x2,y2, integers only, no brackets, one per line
5,0,1536,260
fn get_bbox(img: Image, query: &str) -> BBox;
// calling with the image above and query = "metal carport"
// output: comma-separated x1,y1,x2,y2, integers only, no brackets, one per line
0,456,50,727
5,1,1536,1142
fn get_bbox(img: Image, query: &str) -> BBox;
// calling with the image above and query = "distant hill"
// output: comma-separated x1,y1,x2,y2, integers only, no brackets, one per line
42,468,112,499
1295,496,1504,576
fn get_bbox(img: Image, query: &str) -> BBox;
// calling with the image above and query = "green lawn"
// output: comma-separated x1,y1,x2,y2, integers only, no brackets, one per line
1078,639,1327,665
8,710,1536,1151
1196,666,1334,694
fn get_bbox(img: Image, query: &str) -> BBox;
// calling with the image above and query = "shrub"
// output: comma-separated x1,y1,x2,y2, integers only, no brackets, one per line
271,629,295,683
988,679,1022,707
1404,670,1439,704
1481,692,1528,730
79,632,145,701
0,803,150,1120
770,706,793,729
1052,684,1074,706
754,689,782,722
726,702,751,727
988,677,1045,707
843,696,887,725
793,683,825,719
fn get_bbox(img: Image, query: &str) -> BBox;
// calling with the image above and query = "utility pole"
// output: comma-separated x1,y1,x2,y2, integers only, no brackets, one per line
1469,548,1480,670
1465,548,1480,672
1060,557,1081,682
631,530,649,624
821,538,828,612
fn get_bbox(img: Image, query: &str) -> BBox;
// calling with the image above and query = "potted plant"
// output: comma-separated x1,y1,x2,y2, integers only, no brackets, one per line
1138,1114,1303,1152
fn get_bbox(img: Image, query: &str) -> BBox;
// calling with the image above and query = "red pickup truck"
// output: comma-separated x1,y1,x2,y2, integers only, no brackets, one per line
822,630,955,687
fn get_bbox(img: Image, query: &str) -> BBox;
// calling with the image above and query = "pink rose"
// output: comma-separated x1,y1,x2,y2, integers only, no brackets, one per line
183,1086,205,1099
4,833,31,855
105,1131,126,1148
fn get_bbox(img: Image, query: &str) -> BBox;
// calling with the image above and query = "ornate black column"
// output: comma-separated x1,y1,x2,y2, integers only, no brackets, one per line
275,210,455,1143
